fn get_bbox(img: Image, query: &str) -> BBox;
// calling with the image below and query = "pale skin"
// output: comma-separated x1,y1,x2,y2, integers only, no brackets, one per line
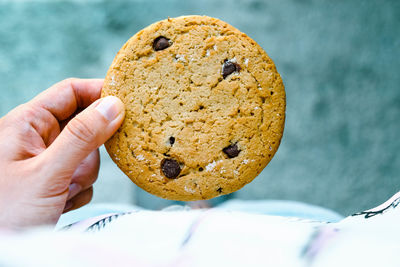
0,78,125,229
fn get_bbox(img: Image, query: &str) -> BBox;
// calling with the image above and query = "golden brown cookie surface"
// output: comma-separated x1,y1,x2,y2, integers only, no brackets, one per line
102,15,285,201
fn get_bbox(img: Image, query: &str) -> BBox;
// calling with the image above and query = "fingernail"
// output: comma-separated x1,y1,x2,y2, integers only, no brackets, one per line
67,183,81,200
95,96,123,121
64,201,73,211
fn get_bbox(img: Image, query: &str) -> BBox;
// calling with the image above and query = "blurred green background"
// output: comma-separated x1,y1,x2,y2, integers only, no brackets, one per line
0,0,399,215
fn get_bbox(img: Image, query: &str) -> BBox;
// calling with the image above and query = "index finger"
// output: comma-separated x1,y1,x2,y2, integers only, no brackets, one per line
30,78,104,121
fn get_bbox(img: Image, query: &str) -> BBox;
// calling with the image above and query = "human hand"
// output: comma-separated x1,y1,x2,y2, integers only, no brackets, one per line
0,78,125,229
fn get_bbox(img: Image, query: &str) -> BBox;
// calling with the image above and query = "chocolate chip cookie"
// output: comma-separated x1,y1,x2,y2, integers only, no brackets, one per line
102,15,285,201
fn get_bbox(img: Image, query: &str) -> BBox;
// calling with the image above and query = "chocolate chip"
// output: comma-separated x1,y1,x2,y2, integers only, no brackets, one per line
153,36,170,51
161,158,181,178
169,136,175,145
217,187,223,193
223,143,240,158
222,60,240,79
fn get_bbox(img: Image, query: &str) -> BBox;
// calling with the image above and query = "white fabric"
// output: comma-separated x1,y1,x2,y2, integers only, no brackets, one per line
0,192,399,266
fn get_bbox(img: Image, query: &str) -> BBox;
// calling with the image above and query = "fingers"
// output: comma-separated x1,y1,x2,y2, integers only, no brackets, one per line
67,149,100,200
9,78,104,151
0,103,61,159
38,95,125,184
32,78,104,121
63,187,93,213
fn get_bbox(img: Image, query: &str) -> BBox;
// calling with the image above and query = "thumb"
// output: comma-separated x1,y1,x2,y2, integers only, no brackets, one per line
41,96,125,178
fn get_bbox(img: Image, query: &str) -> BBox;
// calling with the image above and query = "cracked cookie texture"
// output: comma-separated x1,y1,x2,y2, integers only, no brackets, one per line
102,15,285,201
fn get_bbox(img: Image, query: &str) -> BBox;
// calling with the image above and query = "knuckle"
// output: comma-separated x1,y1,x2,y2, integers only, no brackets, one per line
4,104,39,128
60,77,77,87
9,104,34,120
66,116,96,145
20,104,39,121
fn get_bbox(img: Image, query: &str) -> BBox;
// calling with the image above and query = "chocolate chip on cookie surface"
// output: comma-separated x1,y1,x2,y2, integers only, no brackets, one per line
102,15,285,201
153,36,171,51
223,143,241,158
161,158,181,179
222,59,240,79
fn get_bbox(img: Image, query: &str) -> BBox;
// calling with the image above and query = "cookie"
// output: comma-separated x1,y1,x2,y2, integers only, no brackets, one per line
102,15,285,201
